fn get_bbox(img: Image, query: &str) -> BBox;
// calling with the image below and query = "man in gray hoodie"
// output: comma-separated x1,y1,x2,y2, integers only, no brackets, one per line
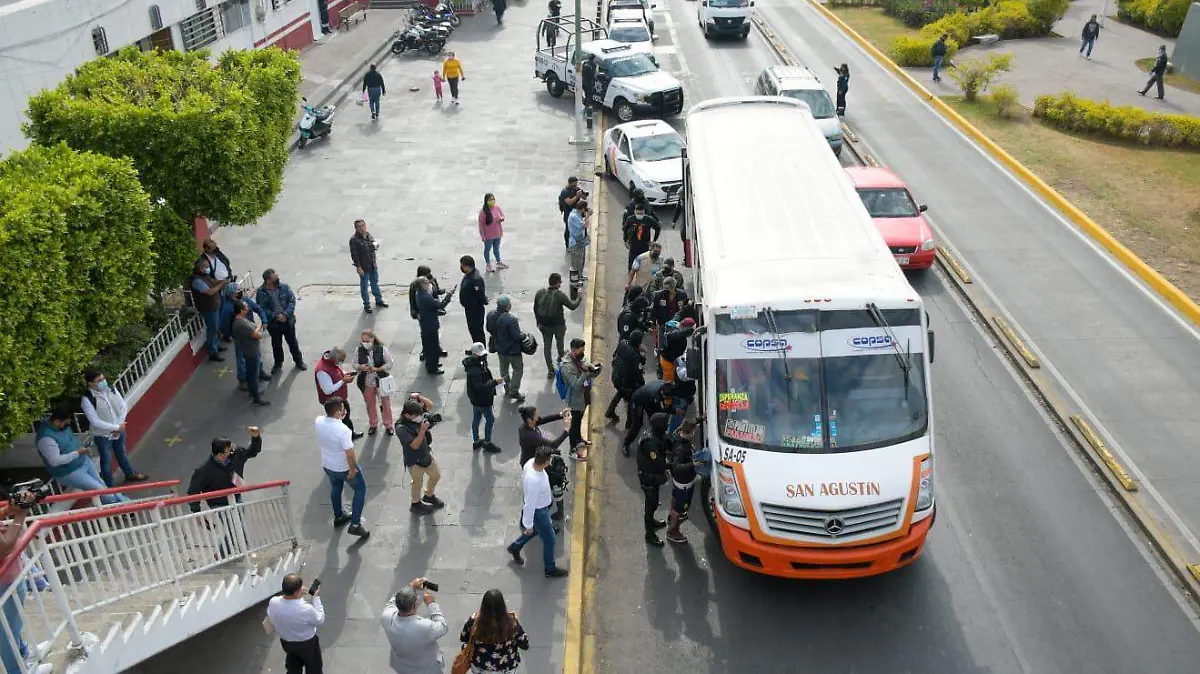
381,579,448,673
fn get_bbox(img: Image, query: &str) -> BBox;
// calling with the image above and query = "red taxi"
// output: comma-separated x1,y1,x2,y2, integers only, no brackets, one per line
844,167,935,271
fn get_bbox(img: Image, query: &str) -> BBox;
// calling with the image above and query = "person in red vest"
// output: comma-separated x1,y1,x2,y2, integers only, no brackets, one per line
315,347,364,441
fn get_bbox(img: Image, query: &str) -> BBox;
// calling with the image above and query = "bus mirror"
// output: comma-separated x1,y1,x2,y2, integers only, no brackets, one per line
927,330,936,363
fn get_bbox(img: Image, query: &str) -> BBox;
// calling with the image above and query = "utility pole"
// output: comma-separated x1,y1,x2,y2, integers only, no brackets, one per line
570,0,588,145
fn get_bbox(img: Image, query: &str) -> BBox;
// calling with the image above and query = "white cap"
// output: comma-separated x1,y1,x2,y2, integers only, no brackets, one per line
470,342,487,357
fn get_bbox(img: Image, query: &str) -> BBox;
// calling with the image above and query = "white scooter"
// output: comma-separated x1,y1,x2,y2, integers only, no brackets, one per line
297,96,336,149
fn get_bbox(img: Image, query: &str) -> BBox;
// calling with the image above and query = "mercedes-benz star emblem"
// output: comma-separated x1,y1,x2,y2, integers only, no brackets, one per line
823,516,846,536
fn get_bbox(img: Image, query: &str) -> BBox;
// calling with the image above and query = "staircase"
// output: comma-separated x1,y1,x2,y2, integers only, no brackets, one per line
0,481,305,673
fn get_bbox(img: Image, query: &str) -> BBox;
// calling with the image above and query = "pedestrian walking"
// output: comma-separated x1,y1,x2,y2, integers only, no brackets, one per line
622,380,674,457
459,590,530,673
80,370,149,486
486,295,526,402
465,342,504,453
257,269,307,373
557,177,585,249
506,448,570,577
533,273,581,375
356,329,395,436
315,347,363,440
396,395,445,515
930,36,947,82
191,258,231,362
1140,45,1169,100
186,430,262,507
1080,14,1100,59
35,406,126,505
567,200,591,282
416,277,456,376
558,338,600,461
382,579,448,674
479,193,507,272
494,0,507,25
222,286,273,390
433,70,445,102
626,243,663,294
604,329,646,425
266,574,325,674
622,201,661,270
442,52,465,104
350,219,388,314
665,419,701,545
362,63,386,120
636,414,672,547
834,63,850,115
315,398,370,538
232,300,271,406
460,255,490,345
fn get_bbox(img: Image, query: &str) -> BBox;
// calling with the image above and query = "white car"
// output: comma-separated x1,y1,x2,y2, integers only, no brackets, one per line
603,120,685,205
608,16,655,59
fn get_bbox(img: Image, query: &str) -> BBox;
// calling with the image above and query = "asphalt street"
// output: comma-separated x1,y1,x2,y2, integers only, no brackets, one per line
589,1,1200,672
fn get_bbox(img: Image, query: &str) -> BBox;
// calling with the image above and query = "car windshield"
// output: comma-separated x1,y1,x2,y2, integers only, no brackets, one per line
610,25,651,42
782,89,835,118
710,0,747,7
604,54,658,77
631,133,684,161
857,188,920,218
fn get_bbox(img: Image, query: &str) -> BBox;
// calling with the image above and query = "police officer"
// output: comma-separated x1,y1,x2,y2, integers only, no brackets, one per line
622,379,673,457
637,413,672,547
665,419,701,545
618,296,651,340
605,329,646,425
581,55,597,109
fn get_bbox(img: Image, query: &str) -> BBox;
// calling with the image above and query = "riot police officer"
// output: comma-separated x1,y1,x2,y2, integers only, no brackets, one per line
637,413,672,547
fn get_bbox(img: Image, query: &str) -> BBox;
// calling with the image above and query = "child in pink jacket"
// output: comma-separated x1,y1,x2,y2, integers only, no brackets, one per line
478,193,506,272
432,71,444,102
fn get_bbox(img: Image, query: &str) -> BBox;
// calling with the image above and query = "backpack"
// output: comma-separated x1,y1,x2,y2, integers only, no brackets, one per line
554,364,570,400
534,288,557,325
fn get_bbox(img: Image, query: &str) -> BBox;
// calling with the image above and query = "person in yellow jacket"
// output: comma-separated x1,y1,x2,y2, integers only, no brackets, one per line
442,53,465,105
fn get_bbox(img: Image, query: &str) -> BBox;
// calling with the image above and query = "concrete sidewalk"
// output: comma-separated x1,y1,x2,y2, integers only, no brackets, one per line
127,2,597,672
903,0,1200,115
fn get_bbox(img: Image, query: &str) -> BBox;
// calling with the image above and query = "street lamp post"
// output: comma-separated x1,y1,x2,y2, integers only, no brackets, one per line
570,0,588,145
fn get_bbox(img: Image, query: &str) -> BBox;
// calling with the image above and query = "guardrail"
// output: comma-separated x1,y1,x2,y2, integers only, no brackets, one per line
111,311,192,399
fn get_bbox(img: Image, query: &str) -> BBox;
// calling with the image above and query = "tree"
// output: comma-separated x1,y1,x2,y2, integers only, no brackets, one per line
24,46,301,290
949,54,1013,102
0,144,155,445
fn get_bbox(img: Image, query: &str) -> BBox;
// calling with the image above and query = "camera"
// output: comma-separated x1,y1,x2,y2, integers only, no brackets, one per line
5,479,53,509
421,412,444,427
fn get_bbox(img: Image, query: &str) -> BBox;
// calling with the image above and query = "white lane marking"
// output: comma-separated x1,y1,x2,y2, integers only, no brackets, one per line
662,7,690,77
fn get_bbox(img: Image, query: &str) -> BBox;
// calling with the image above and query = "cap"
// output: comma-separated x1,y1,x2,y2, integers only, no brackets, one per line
470,342,487,357
681,318,696,328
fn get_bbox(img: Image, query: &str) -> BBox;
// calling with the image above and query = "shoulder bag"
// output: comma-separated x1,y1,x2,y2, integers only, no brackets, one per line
451,614,478,674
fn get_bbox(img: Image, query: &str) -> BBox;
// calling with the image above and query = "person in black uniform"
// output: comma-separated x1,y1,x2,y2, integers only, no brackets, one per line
410,266,448,363
637,413,672,547
622,202,661,270
618,296,651,340
459,255,489,345
605,330,646,424
581,55,597,109
665,420,700,545
622,380,673,456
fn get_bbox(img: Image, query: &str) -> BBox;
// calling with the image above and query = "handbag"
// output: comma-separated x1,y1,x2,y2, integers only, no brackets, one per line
451,615,478,674
378,374,398,397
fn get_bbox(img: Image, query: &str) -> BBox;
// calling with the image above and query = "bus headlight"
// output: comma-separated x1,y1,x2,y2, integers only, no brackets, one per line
921,238,936,251
915,457,934,511
716,464,746,518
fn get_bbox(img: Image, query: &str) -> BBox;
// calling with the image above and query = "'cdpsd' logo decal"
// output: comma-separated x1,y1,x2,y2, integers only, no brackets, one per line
742,338,790,352
849,335,893,349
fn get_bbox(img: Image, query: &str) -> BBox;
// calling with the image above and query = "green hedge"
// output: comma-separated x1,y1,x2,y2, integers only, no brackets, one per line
1033,93,1200,148
1117,0,1189,37
890,35,961,66
880,0,959,28
890,0,1066,65
0,144,155,445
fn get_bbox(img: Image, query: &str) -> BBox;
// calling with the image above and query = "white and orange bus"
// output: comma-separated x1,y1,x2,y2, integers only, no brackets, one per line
683,97,937,579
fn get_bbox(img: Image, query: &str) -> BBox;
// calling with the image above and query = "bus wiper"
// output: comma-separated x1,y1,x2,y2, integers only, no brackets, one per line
866,302,909,378
762,307,792,384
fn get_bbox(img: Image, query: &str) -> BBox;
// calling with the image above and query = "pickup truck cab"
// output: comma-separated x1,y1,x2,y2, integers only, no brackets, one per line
536,23,684,122
697,0,753,39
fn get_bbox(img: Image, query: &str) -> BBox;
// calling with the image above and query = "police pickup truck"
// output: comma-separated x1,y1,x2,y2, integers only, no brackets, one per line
535,38,684,122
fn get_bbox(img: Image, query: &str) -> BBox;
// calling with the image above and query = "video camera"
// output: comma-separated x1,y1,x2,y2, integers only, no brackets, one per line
421,412,444,428
4,479,54,509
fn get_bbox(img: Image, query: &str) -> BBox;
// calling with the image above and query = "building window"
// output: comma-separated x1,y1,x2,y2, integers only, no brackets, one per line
219,0,250,34
149,5,163,30
91,27,109,55
180,9,222,51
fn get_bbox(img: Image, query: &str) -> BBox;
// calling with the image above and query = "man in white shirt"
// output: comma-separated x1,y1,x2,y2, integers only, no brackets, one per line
381,578,448,673
626,242,663,293
505,448,569,577
200,238,233,282
315,399,370,538
266,573,324,673
80,370,148,487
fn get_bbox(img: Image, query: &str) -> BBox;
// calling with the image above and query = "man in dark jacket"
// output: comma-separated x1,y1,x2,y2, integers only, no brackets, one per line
410,265,449,362
931,34,948,82
256,269,306,373
362,63,386,120
459,255,489,344
416,277,455,375
350,219,388,313
1140,45,1169,100
533,273,582,373
623,203,661,270
623,379,674,456
486,295,526,402
636,413,672,547
618,296,651,342
647,257,685,296
651,278,688,348
187,429,263,511
1079,14,1100,59
659,318,700,383
464,342,503,452
581,55,597,108
558,177,585,249
665,419,701,545
605,330,646,424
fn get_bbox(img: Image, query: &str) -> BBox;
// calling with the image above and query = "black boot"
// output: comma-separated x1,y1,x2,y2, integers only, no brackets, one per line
645,531,664,547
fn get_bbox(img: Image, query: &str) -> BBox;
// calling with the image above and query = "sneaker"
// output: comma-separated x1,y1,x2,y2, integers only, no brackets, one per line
508,391,525,402
351,432,365,440
422,494,446,509
645,532,665,547
364,305,373,314
347,524,370,538
411,502,435,515
496,262,509,270
486,264,494,273
679,511,689,522
386,427,394,436
253,400,272,407
483,441,502,454
506,543,524,565
666,530,689,545
376,301,389,309
295,362,308,370
473,440,484,451
333,514,352,527
545,567,569,578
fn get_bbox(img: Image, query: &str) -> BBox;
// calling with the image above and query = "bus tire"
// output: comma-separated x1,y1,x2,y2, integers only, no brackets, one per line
700,476,719,534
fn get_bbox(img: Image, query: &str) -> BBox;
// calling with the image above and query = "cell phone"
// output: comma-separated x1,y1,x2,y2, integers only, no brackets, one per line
308,579,321,595
422,580,439,592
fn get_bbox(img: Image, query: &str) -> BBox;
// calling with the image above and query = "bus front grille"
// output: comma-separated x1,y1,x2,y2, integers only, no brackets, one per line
760,499,904,541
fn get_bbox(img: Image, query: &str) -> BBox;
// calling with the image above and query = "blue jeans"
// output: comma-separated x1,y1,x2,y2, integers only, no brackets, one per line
1080,37,1095,57
324,467,366,526
235,346,268,382
0,584,28,674
202,309,220,356
367,86,382,116
359,268,383,308
93,432,136,487
510,506,557,570
472,405,495,443
932,55,944,81
57,460,127,505
483,238,502,265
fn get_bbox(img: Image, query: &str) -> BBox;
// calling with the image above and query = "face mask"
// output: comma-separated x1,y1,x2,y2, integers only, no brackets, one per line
200,268,210,275
486,200,495,207
361,341,373,350
649,251,660,260
220,456,232,466
95,381,108,391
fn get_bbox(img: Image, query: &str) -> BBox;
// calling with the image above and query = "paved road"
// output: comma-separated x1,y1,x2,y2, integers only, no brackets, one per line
590,0,1200,672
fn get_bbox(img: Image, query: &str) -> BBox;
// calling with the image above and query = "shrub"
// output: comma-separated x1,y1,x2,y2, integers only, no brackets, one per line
1026,0,1069,33
919,0,1040,43
1118,0,1189,37
989,83,1021,118
828,0,881,6
949,54,1012,101
890,35,961,66
1033,92,1200,148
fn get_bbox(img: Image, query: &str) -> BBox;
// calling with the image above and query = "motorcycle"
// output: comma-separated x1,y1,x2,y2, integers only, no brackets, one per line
390,26,446,55
297,97,335,149
412,2,460,27
408,15,453,38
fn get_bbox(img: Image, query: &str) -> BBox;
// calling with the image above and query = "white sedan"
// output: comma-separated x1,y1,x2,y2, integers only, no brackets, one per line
602,120,684,206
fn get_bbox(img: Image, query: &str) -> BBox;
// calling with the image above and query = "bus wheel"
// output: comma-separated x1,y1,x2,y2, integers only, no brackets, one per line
700,476,719,534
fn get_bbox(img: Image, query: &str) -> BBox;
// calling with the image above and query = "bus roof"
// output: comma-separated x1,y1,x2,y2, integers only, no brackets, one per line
684,96,917,312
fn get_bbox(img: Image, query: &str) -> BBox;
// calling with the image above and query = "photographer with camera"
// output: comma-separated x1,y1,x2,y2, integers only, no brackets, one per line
557,176,586,250
0,496,53,674
266,573,324,673
396,394,445,516
558,338,601,461
566,200,591,286
36,406,127,505
381,577,448,673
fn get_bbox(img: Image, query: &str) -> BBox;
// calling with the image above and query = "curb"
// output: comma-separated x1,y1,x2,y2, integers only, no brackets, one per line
806,0,1200,329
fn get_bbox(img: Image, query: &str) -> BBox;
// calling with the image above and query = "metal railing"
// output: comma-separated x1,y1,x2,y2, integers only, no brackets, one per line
0,481,296,673
3,480,181,519
111,311,193,398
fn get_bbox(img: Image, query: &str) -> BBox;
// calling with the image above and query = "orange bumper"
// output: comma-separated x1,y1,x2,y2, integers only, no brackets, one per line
715,510,935,580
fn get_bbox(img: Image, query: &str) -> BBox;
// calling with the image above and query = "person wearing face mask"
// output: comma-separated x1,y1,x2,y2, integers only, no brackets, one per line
256,269,307,373
221,285,273,391
199,238,234,282
80,370,148,487
36,406,127,505
315,347,364,440
478,193,507,273
187,429,263,512
356,329,395,435
665,419,702,545
231,300,271,407
626,242,663,296
459,255,489,345
316,399,370,538
191,258,231,362
622,202,661,270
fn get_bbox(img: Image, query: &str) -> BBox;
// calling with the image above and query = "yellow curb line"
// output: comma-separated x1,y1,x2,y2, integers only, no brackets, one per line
1070,415,1138,492
936,245,972,284
807,0,1200,329
989,315,1040,368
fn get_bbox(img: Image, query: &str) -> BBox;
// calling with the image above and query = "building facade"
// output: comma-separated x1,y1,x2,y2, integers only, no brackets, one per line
0,0,324,154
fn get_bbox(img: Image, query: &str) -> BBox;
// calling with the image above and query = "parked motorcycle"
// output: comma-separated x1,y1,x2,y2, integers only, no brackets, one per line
390,26,446,55
412,2,460,27
297,97,335,149
408,15,453,38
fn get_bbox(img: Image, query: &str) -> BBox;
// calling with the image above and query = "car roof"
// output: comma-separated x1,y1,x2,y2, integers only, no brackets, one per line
583,39,640,56
844,166,907,190
609,0,647,7
765,65,823,88
614,120,677,138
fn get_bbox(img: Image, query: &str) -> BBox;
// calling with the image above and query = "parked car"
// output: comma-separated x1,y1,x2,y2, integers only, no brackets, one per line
844,166,935,271
608,16,655,59
754,65,842,155
603,119,684,205
608,0,656,36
